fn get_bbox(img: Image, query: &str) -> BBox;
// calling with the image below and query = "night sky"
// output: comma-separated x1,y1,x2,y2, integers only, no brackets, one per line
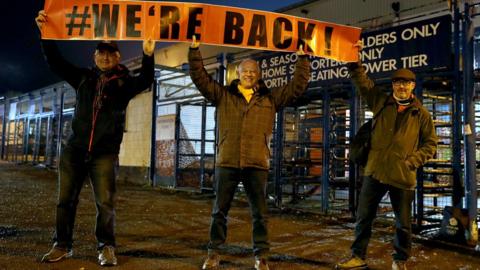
1,0,303,96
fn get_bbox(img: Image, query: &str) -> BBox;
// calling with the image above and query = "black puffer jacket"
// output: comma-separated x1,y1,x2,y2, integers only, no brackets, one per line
41,40,154,155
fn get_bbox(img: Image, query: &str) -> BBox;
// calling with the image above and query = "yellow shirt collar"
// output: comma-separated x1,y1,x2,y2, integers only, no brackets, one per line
238,84,254,103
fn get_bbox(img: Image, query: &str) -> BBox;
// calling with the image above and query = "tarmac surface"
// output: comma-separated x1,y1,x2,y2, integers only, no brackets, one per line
0,161,480,270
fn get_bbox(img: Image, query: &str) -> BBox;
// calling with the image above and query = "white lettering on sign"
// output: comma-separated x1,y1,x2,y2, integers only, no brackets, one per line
310,67,349,81
401,22,440,41
362,32,397,48
257,18,446,85
261,65,287,78
401,54,428,68
266,54,298,67
360,47,385,61
363,59,397,73
264,77,288,88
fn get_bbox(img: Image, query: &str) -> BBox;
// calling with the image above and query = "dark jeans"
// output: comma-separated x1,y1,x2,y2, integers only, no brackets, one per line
351,176,415,262
208,167,269,256
53,145,117,250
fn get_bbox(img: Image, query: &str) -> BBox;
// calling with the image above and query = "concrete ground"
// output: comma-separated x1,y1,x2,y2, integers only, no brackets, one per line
0,161,479,270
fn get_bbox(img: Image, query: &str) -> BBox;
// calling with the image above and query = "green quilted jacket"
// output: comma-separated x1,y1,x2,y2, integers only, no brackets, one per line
349,64,438,190
189,48,310,170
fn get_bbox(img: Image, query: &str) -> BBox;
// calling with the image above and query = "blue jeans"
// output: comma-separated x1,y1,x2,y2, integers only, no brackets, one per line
208,167,269,256
351,176,415,262
53,145,117,250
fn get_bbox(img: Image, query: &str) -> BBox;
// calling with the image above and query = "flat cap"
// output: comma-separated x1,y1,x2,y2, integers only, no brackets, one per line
391,68,415,81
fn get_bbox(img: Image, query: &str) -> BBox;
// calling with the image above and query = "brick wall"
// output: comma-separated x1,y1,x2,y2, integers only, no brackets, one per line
119,91,152,168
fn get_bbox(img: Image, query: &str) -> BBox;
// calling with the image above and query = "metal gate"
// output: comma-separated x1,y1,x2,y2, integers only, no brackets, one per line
174,101,216,191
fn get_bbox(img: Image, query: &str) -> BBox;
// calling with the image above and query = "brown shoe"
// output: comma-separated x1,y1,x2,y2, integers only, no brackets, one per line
41,244,73,263
255,256,270,270
98,245,117,266
202,251,220,269
335,256,368,269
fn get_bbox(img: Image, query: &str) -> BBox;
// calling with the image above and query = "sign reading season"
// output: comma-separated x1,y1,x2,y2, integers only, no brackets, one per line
256,15,452,88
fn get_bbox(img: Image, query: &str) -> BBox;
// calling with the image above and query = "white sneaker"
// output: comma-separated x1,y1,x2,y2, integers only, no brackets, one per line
392,260,407,270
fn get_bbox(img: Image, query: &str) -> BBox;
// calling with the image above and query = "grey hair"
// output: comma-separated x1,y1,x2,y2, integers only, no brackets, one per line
237,58,260,73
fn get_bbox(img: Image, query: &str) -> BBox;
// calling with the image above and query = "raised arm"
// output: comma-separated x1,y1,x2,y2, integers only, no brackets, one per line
125,39,156,99
188,36,225,103
271,46,310,109
347,62,382,106
347,41,386,113
36,10,83,88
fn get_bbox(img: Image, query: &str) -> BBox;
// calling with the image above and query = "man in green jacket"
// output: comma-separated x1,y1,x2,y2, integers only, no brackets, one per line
336,45,437,270
189,36,310,270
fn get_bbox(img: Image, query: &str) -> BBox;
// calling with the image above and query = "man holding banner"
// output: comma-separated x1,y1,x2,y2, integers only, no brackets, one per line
336,42,437,270
35,10,155,266
188,36,310,270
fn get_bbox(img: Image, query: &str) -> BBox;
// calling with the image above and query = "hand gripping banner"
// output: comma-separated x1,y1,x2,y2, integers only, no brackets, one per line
41,0,361,62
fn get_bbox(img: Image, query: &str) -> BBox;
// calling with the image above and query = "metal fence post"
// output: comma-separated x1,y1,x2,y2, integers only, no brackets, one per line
322,90,331,213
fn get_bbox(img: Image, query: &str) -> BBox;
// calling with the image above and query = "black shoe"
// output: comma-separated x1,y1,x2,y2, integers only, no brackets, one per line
98,245,117,266
41,244,73,263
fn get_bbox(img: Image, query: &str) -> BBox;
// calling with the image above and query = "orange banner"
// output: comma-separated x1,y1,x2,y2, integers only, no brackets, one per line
42,0,361,62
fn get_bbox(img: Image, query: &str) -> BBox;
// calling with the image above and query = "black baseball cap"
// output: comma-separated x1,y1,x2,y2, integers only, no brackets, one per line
391,68,416,81
96,41,119,52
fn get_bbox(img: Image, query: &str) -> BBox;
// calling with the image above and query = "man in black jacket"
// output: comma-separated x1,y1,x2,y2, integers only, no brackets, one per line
35,10,155,266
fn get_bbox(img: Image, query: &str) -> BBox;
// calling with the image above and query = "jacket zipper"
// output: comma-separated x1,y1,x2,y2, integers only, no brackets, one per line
88,74,121,153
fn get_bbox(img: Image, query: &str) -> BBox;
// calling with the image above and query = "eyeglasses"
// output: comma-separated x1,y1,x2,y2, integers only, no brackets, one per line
392,79,414,86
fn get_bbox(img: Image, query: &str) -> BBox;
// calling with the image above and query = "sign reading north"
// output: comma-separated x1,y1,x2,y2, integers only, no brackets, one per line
41,0,361,62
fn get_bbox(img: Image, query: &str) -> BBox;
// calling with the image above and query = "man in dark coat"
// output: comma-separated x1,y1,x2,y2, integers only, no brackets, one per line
336,42,437,270
35,10,155,266
188,36,310,270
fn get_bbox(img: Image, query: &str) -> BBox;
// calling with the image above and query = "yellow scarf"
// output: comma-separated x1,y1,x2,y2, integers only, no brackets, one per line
238,84,254,103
